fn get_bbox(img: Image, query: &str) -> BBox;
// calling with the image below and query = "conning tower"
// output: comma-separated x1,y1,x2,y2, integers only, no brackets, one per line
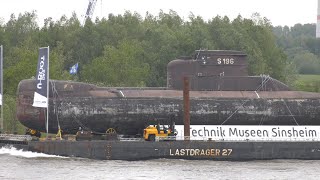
167,50,290,91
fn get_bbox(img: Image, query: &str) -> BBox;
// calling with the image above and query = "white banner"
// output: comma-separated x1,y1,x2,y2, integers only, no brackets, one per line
32,92,47,108
175,125,320,141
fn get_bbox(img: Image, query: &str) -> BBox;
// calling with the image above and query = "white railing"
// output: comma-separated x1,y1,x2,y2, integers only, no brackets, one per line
156,136,320,142
155,136,177,141
119,137,144,141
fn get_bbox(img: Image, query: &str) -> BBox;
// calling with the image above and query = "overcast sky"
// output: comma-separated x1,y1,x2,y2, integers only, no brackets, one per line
0,0,317,27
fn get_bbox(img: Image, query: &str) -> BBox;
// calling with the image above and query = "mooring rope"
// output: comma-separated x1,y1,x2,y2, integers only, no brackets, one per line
50,81,62,131
270,78,299,125
220,75,272,125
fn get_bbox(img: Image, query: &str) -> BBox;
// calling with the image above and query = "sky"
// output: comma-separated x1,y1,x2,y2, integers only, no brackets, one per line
0,0,318,27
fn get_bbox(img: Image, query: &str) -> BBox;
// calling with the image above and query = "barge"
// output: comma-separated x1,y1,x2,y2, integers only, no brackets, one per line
1,134,320,161
4,49,320,161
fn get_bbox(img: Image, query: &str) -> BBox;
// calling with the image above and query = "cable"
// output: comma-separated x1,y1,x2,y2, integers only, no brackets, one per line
270,78,299,125
221,75,273,125
51,81,62,131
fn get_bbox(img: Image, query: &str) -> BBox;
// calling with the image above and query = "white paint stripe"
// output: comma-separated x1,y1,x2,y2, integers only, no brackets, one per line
255,91,260,98
119,90,125,98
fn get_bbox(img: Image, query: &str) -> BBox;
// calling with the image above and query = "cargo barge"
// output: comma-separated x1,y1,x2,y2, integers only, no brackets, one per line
4,49,320,161
1,135,320,161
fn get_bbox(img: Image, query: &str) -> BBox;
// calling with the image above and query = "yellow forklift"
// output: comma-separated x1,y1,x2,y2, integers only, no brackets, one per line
143,119,176,141
25,128,41,138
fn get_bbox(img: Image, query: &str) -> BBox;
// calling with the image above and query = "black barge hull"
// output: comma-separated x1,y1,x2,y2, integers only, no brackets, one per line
2,140,320,161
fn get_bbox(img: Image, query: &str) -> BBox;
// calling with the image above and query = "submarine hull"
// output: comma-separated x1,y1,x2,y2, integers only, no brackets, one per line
17,80,320,135
17,50,320,135
2,139,320,161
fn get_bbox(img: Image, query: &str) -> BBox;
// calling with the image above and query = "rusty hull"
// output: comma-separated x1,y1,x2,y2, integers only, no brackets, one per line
16,50,320,135
17,79,320,135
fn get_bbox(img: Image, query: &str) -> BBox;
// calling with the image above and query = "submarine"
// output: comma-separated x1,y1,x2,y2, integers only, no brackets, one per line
16,50,320,135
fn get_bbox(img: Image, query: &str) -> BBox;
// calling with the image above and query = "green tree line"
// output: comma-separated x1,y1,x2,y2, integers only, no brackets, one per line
0,11,291,132
273,23,320,75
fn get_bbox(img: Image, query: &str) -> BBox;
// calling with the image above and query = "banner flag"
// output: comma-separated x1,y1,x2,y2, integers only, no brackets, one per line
32,47,49,108
69,63,78,75
0,45,2,106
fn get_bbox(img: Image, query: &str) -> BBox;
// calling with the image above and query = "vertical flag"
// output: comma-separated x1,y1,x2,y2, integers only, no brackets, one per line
0,45,2,106
0,45,3,131
32,47,49,108
69,63,79,75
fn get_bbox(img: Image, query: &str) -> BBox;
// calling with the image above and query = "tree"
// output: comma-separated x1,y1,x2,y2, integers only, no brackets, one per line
293,52,320,74
81,39,150,87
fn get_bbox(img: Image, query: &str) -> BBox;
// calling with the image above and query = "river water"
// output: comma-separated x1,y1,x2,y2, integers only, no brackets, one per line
0,147,319,180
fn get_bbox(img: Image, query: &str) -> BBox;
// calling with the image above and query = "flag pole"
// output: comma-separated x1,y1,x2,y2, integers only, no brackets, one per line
0,45,3,132
46,46,49,136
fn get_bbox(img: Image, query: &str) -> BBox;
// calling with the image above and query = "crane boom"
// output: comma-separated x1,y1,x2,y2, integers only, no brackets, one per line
84,0,98,23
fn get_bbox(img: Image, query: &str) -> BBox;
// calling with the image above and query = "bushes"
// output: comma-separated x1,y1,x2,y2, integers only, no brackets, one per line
293,75,320,92
2,95,25,133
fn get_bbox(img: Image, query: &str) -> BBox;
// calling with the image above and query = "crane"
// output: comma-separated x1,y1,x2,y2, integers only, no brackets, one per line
83,0,98,24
